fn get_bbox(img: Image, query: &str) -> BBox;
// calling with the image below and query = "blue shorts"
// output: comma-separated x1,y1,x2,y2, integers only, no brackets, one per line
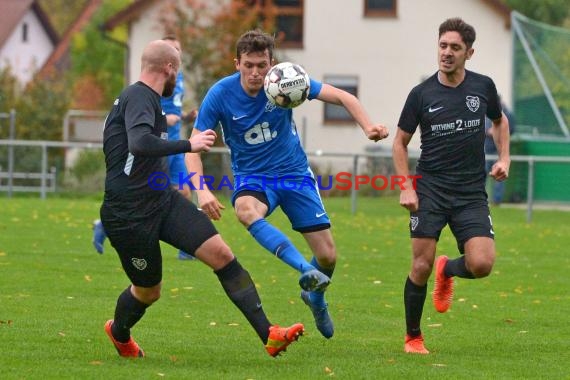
168,153,188,185
231,173,331,232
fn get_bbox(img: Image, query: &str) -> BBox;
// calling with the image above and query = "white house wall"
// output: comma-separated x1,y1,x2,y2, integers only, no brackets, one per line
283,0,512,154
126,1,167,84
124,0,511,158
0,9,55,84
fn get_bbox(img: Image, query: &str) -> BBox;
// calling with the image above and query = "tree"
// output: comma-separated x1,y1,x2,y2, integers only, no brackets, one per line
38,0,89,36
0,67,19,126
14,71,71,141
68,0,131,110
158,0,277,107
505,0,570,26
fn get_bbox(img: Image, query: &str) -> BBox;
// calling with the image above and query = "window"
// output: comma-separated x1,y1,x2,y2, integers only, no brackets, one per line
243,0,304,48
324,76,359,123
364,0,397,17
22,23,28,42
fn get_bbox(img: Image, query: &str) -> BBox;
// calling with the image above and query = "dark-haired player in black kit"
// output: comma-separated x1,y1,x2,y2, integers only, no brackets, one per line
393,18,511,354
100,39,303,358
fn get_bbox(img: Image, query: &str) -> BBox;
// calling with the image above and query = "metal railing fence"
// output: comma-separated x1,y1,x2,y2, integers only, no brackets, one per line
1,139,569,222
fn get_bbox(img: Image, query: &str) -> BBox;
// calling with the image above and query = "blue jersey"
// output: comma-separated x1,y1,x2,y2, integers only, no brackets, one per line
161,71,184,140
194,72,322,177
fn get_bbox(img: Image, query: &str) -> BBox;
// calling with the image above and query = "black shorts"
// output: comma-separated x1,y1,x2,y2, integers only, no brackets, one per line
100,190,218,287
410,174,494,253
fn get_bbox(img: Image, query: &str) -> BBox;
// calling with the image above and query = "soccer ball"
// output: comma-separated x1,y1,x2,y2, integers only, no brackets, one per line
264,62,310,109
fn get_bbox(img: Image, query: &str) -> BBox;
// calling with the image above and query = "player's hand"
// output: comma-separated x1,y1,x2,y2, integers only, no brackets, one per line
189,130,216,153
183,109,198,123
366,125,389,142
197,190,225,220
489,159,510,182
399,188,419,212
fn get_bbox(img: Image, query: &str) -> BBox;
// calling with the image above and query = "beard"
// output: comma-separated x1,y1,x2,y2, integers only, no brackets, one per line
162,72,176,97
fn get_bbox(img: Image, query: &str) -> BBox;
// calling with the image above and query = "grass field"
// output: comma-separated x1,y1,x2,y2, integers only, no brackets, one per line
0,195,569,379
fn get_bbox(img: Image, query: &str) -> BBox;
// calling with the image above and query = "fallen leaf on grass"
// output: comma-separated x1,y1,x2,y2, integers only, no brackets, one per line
89,361,103,365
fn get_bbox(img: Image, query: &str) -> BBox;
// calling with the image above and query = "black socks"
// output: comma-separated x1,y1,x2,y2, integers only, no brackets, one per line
112,286,149,343
215,258,271,343
444,256,475,279
404,276,427,337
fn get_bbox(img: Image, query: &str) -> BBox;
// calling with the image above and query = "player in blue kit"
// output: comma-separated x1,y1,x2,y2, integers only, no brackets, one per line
393,18,511,354
185,29,389,339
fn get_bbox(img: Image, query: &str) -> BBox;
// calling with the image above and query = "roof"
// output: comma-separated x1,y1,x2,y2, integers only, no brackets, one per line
101,0,158,31
102,0,512,31
0,0,59,48
481,0,512,27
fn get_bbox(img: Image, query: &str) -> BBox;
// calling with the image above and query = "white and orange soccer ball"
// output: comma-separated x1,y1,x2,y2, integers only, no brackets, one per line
263,62,310,109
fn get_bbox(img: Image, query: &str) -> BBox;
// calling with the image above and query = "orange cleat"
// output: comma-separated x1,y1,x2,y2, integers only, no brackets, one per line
104,320,144,358
433,255,454,313
265,323,304,357
404,334,430,354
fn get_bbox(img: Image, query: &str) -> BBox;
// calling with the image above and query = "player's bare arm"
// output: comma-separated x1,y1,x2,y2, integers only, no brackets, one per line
165,114,181,126
489,112,511,182
317,83,389,142
392,128,419,212
185,128,225,220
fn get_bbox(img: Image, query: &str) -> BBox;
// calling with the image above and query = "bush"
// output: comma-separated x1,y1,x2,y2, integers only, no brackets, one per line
63,149,105,193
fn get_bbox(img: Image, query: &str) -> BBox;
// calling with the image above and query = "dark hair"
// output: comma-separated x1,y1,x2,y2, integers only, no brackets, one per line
235,29,274,61
162,35,178,42
439,18,476,49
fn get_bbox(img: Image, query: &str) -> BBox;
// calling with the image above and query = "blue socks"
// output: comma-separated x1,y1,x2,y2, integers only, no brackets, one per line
248,219,314,273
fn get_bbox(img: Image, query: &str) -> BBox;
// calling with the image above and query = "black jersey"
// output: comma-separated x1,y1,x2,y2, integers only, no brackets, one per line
103,81,191,198
398,70,501,190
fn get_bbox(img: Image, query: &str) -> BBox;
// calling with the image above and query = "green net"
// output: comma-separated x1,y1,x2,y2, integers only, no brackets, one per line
512,11,570,138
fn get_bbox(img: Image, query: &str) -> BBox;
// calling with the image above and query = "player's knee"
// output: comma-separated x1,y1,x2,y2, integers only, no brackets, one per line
197,235,235,268
317,246,336,267
235,199,266,227
470,260,494,278
235,208,260,227
467,251,495,277
134,285,161,304
412,258,433,279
